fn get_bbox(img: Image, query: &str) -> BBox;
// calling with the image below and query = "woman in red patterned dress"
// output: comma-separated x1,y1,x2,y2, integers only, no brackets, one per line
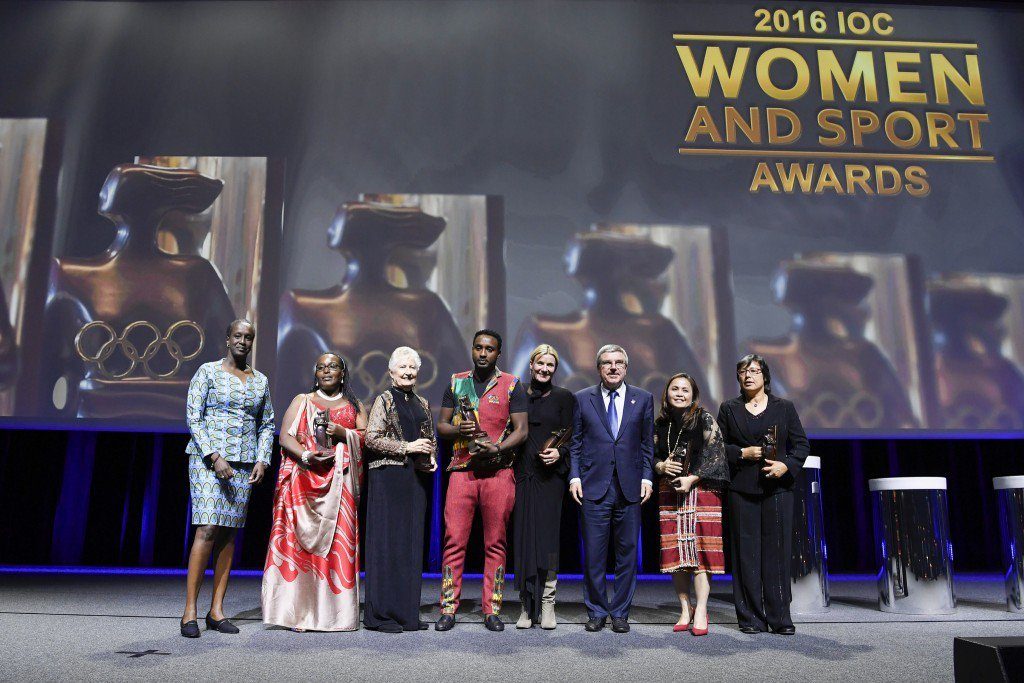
262,353,366,631
654,372,729,636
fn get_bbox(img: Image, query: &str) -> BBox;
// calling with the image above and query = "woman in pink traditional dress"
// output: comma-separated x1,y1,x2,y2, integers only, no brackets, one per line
262,353,367,631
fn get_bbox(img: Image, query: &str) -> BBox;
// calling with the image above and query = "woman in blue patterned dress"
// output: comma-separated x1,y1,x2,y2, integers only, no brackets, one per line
180,319,276,638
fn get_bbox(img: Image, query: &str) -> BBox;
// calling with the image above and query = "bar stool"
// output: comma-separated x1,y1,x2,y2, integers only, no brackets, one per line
791,456,829,613
868,477,955,614
993,476,1024,613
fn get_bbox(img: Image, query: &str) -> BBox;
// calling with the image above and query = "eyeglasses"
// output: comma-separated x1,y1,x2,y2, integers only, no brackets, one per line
316,363,343,372
739,367,763,377
599,360,627,368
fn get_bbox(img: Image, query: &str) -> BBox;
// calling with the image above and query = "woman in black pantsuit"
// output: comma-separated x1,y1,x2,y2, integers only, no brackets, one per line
717,354,809,635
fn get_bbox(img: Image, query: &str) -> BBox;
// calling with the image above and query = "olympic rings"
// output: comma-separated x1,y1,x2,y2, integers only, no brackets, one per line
804,390,885,428
74,320,205,379
347,348,439,401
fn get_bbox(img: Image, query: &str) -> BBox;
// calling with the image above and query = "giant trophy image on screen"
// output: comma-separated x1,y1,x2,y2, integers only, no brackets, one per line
745,253,935,432
510,224,735,403
39,156,280,421
275,194,502,410
929,274,1024,430
0,118,60,417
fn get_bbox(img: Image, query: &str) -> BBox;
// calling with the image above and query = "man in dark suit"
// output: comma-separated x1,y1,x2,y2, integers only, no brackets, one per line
569,344,654,633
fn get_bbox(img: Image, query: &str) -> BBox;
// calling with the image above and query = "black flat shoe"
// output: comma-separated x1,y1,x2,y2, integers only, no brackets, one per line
418,620,429,630
205,612,240,634
584,617,606,632
484,614,505,632
435,614,455,631
611,617,630,633
180,619,200,638
771,625,796,635
377,623,403,633
739,625,763,634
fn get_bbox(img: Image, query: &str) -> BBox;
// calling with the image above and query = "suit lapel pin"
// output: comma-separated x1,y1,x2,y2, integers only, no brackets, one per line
630,399,636,404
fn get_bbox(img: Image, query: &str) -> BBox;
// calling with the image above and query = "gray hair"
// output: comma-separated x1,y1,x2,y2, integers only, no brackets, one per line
595,344,629,369
388,346,422,371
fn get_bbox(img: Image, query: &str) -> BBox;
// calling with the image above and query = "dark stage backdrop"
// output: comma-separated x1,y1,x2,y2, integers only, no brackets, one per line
0,429,1020,574
0,0,1023,434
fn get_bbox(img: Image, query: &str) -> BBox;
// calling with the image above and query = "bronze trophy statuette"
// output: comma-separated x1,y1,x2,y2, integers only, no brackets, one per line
761,424,778,461
670,441,690,492
540,426,572,453
510,231,708,397
42,164,234,419
275,201,466,410
457,394,491,456
313,408,332,454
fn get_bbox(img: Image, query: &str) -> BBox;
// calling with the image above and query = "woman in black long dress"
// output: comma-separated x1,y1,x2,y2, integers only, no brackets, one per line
513,344,575,630
363,346,437,632
717,353,809,636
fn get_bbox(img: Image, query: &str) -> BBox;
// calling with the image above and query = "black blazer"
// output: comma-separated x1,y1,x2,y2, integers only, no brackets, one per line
717,394,809,495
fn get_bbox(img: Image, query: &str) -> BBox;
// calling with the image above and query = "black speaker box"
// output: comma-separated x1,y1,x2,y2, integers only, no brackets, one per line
954,637,1024,682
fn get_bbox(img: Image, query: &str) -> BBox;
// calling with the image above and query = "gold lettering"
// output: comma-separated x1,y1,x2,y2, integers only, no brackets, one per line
724,106,762,144
676,45,750,98
817,109,847,146
876,166,902,195
684,105,723,143
925,112,958,149
845,165,874,194
750,162,780,192
851,110,880,147
884,52,927,104
777,163,815,193
931,53,984,106
756,47,811,101
956,112,989,149
905,166,931,197
884,111,923,149
818,50,878,102
814,163,844,194
767,107,801,144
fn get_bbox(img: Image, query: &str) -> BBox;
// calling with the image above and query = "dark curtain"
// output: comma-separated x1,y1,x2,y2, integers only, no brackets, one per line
0,428,1020,573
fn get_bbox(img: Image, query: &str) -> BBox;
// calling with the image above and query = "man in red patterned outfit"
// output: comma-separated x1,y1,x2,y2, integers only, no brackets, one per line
435,329,528,632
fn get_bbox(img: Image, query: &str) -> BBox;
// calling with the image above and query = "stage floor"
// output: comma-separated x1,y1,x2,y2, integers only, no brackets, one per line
1,571,1021,681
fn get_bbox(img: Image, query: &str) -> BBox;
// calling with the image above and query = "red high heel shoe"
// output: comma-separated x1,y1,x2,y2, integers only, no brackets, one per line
673,607,695,632
691,610,709,636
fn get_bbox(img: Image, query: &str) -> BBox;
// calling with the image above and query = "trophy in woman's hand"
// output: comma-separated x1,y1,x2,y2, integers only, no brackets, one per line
540,427,572,454
413,417,433,470
670,442,690,492
313,409,331,451
762,424,778,461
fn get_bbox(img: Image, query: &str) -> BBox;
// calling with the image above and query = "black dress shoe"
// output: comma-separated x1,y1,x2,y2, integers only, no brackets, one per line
739,625,763,634
180,619,200,638
584,617,606,632
610,617,630,633
484,614,504,632
377,623,403,633
435,614,455,631
205,613,240,634
418,620,429,630
771,625,796,635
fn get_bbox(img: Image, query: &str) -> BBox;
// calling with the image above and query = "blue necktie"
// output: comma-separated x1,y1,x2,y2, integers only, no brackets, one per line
607,390,619,437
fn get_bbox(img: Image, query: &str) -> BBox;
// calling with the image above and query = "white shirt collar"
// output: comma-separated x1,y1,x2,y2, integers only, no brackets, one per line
601,383,625,398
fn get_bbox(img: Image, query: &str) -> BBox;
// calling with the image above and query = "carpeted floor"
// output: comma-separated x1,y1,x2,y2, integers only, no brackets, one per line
0,572,1020,681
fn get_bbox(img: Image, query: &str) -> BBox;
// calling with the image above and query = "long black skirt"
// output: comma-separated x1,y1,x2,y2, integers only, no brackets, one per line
363,462,429,630
512,471,565,620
